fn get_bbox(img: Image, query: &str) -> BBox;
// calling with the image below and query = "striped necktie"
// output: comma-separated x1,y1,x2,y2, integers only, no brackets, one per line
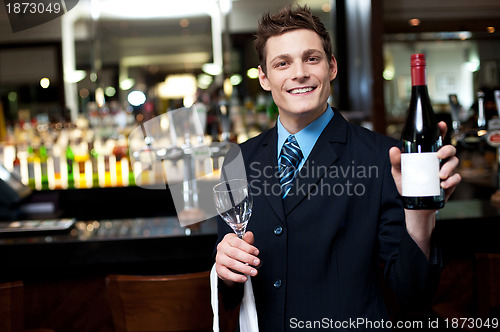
279,135,303,199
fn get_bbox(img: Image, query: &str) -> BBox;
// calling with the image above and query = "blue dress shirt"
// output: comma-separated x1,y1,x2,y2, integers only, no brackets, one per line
277,104,334,171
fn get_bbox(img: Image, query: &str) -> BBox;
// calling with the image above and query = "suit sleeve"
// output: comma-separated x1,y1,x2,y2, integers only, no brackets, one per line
377,152,442,308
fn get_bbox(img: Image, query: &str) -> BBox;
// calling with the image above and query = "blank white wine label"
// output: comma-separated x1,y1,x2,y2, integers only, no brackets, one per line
401,152,440,197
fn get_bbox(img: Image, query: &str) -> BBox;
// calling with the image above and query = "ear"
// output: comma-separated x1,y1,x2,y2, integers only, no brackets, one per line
258,65,271,91
329,55,338,81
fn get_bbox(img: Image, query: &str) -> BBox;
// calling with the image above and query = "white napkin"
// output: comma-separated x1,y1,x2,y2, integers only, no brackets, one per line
210,264,259,332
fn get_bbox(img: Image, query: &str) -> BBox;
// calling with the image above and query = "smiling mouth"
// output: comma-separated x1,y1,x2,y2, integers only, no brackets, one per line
288,87,316,94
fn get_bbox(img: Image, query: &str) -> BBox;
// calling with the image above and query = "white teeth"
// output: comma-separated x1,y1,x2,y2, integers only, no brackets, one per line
289,87,314,94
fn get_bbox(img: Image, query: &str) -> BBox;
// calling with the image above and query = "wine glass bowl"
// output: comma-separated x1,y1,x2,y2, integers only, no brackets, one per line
213,179,253,238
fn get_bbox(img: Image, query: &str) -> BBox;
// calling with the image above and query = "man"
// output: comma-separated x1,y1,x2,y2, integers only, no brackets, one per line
215,5,461,331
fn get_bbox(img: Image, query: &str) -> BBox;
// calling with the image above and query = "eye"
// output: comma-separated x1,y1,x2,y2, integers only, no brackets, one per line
306,56,319,63
275,61,288,68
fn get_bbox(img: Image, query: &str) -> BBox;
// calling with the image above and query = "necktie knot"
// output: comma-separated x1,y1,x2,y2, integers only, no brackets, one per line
279,135,303,199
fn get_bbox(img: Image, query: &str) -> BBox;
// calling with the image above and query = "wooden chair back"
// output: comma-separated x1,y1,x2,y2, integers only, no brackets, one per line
0,281,24,332
105,271,212,332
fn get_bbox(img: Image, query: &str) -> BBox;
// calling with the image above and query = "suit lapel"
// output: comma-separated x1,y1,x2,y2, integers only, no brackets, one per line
283,112,348,216
256,128,286,223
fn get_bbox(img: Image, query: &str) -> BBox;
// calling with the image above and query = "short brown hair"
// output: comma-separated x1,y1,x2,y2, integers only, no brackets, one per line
254,5,333,74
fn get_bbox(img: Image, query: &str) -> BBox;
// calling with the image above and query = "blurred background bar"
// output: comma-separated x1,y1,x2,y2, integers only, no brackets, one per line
0,0,500,331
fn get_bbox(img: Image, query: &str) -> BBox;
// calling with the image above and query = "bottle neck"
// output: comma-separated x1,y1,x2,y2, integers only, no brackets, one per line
411,65,427,86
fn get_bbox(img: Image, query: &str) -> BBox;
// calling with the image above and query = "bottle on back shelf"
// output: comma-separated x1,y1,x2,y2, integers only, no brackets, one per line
73,138,90,189
39,140,49,190
12,146,21,179
26,143,36,189
400,53,445,210
50,143,63,190
66,139,75,189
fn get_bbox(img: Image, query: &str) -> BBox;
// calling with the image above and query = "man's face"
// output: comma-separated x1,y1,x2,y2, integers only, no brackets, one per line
258,29,337,130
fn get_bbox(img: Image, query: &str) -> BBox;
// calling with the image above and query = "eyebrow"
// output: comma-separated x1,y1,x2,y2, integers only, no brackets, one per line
303,49,323,57
269,53,291,64
269,48,323,64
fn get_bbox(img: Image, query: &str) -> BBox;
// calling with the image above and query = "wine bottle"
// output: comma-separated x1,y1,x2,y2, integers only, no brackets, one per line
400,53,445,210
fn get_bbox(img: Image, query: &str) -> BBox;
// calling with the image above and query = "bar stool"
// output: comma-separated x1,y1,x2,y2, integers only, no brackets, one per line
0,280,54,332
105,271,212,332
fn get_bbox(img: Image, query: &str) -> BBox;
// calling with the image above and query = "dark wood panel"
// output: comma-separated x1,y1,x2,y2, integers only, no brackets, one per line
24,278,114,332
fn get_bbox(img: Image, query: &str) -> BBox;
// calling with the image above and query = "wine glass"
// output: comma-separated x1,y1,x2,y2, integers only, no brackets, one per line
213,179,253,239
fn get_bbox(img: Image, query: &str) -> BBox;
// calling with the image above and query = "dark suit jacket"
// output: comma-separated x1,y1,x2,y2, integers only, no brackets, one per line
217,110,441,331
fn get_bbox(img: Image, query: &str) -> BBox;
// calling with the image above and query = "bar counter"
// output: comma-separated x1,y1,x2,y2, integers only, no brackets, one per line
1,197,497,277
0,216,218,281
436,199,500,258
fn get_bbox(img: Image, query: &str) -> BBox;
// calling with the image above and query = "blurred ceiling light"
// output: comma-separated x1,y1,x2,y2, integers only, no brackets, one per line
383,68,395,81
120,78,135,91
230,74,242,86
158,74,197,99
465,61,480,72
408,18,420,27
458,31,472,40
90,72,97,82
179,18,190,28
65,70,86,83
321,3,331,12
128,91,147,107
487,26,495,34
202,63,222,76
98,0,217,19
40,78,50,89
105,86,117,97
247,68,259,79
198,74,213,89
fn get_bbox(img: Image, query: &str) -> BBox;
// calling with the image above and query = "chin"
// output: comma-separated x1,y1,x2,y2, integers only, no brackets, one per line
288,102,322,116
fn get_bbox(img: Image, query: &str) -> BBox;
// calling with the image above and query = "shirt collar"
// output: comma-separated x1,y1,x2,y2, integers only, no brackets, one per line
277,104,334,163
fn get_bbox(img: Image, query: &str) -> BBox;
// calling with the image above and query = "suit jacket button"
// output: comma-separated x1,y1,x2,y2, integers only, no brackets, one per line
273,226,283,235
273,279,282,288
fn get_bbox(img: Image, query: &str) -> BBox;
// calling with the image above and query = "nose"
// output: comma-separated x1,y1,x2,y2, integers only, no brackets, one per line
292,62,309,80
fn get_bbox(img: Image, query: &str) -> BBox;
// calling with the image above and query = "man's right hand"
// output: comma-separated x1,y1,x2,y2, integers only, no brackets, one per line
215,231,260,286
